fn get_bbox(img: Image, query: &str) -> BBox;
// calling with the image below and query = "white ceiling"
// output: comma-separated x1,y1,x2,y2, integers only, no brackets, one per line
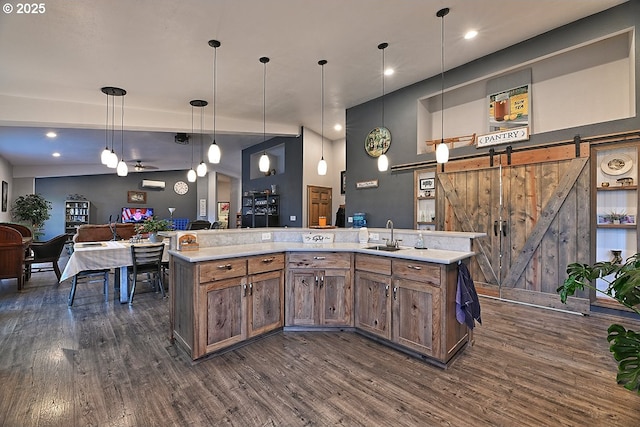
0,0,627,178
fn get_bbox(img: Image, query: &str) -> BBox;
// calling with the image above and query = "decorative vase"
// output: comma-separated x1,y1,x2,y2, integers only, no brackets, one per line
148,232,157,243
611,250,623,264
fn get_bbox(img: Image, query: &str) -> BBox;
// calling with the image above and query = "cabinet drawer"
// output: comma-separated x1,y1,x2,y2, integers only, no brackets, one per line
287,252,351,269
355,254,391,276
392,259,440,286
248,253,285,274
199,258,247,283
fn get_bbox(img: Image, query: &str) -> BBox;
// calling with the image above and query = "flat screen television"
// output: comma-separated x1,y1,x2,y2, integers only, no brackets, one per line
122,207,154,223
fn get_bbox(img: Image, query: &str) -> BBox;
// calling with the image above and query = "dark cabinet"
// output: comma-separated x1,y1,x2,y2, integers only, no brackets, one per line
242,193,279,228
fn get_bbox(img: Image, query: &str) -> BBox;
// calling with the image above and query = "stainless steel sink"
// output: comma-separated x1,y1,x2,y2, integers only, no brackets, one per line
365,245,403,252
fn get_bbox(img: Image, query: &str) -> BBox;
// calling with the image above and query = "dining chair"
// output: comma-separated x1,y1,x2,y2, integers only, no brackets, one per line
128,243,165,304
67,269,110,307
187,220,211,230
24,234,67,281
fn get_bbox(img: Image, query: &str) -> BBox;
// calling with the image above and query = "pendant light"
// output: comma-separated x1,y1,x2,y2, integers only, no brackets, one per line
258,56,270,173
207,40,222,164
435,7,450,164
101,87,123,169
115,90,128,176
317,59,328,176
187,100,206,182
377,42,389,172
196,100,208,177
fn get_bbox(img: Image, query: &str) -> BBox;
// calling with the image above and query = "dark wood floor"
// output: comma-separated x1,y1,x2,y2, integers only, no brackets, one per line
1,264,640,426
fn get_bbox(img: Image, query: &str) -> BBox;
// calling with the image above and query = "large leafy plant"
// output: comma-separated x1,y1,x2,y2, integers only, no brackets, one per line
11,193,52,234
558,254,640,394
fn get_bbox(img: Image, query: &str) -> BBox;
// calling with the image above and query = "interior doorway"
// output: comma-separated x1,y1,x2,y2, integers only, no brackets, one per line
307,185,332,227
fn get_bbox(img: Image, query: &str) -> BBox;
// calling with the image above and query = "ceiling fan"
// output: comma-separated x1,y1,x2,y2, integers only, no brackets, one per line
131,160,159,172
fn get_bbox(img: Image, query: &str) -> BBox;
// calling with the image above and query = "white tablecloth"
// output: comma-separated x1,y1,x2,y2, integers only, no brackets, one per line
60,240,169,303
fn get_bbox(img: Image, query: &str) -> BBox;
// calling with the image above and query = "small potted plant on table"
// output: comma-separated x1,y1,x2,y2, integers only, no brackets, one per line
135,216,171,243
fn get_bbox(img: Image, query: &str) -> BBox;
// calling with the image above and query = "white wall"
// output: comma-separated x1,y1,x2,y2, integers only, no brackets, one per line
302,128,339,227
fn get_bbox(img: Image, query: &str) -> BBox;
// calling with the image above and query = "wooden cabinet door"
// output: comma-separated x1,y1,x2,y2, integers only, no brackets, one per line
248,270,284,337
197,276,247,357
319,268,353,326
392,277,441,358
285,269,318,326
355,270,391,340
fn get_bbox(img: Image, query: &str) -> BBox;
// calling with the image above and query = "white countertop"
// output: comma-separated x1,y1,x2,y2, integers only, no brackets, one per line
169,242,474,265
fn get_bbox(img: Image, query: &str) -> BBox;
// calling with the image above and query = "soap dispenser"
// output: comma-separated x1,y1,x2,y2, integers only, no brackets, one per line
415,233,424,249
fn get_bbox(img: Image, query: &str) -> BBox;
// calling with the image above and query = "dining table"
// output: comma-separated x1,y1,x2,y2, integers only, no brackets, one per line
60,240,169,303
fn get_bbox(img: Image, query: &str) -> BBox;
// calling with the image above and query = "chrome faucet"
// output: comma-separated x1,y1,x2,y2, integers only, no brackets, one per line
385,219,396,247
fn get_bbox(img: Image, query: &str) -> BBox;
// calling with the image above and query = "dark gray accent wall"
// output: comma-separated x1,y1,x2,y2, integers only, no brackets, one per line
36,170,197,240
242,135,303,227
346,1,640,229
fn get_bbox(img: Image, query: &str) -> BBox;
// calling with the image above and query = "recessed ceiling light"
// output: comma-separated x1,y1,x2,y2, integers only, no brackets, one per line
46,131,57,138
52,152,61,157
334,124,343,131
464,30,478,40
384,68,394,76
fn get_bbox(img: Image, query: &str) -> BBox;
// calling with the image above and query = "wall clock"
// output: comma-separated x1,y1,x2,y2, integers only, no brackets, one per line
364,127,391,157
174,181,189,195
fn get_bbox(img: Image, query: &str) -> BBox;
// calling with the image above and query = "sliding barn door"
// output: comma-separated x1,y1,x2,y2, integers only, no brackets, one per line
437,143,591,312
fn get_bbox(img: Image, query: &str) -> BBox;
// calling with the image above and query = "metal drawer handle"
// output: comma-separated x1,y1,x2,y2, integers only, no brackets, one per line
313,256,326,260
407,265,422,270
261,257,275,263
217,263,233,270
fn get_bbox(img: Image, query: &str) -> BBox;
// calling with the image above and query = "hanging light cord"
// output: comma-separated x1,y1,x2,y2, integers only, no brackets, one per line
111,93,115,151
213,45,217,141
120,94,125,158
440,10,445,144
321,61,324,158
105,92,109,149
263,60,266,143
200,104,205,159
191,105,195,166
381,46,385,127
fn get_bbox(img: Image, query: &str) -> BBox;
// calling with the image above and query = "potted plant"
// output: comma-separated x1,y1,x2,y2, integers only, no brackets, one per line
609,209,627,224
558,255,640,394
134,216,172,242
11,193,52,240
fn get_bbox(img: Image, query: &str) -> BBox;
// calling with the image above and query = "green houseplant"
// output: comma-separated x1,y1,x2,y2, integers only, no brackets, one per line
134,216,172,242
11,193,52,239
558,254,640,394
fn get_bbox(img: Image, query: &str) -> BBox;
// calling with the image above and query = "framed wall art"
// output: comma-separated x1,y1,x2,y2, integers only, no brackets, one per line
1,180,7,212
420,178,435,190
127,190,147,204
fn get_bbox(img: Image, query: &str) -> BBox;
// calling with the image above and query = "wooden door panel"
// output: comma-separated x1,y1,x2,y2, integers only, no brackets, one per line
199,277,246,355
392,279,440,357
307,185,332,227
354,271,391,340
249,270,283,337
285,270,317,326
321,269,352,326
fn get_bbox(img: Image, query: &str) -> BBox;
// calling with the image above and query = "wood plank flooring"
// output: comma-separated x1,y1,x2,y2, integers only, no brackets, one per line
1,264,640,426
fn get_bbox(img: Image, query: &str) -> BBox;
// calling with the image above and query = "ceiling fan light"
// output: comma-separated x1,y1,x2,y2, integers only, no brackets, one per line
208,141,221,164
259,152,270,172
116,159,128,176
187,168,197,182
377,153,389,172
100,147,111,165
106,150,118,168
317,158,327,175
197,161,207,177
436,142,449,164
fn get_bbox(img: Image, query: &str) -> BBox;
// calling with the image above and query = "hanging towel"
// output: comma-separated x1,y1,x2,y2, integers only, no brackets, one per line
456,262,482,329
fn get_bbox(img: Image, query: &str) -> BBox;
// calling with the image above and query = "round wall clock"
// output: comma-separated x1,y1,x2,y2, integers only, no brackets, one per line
174,181,189,195
365,127,391,158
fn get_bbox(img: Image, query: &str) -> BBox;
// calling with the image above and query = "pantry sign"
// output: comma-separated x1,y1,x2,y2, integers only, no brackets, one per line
477,126,530,148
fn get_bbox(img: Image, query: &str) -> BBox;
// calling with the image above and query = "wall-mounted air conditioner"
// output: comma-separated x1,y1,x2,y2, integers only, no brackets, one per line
141,179,165,189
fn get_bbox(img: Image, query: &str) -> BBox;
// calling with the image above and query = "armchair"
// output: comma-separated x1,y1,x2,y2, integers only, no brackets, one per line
24,234,68,281
0,225,26,290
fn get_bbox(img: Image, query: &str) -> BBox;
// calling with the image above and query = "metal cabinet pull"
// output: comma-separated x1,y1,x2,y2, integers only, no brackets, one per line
502,220,507,236
217,263,232,270
385,285,389,297
313,256,326,260
249,283,253,296
242,283,247,296
261,257,275,263
494,220,498,236
319,275,324,288
393,286,398,300
407,264,422,270
315,275,319,286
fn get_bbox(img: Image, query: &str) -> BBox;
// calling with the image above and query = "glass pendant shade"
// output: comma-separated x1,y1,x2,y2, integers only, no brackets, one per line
116,159,128,176
197,161,207,177
436,141,449,164
317,157,327,175
107,150,118,168
259,153,270,172
377,153,389,172
101,147,111,165
208,141,221,163
187,168,197,182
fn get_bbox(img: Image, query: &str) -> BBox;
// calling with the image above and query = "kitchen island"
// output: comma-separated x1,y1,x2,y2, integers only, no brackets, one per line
167,228,484,367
